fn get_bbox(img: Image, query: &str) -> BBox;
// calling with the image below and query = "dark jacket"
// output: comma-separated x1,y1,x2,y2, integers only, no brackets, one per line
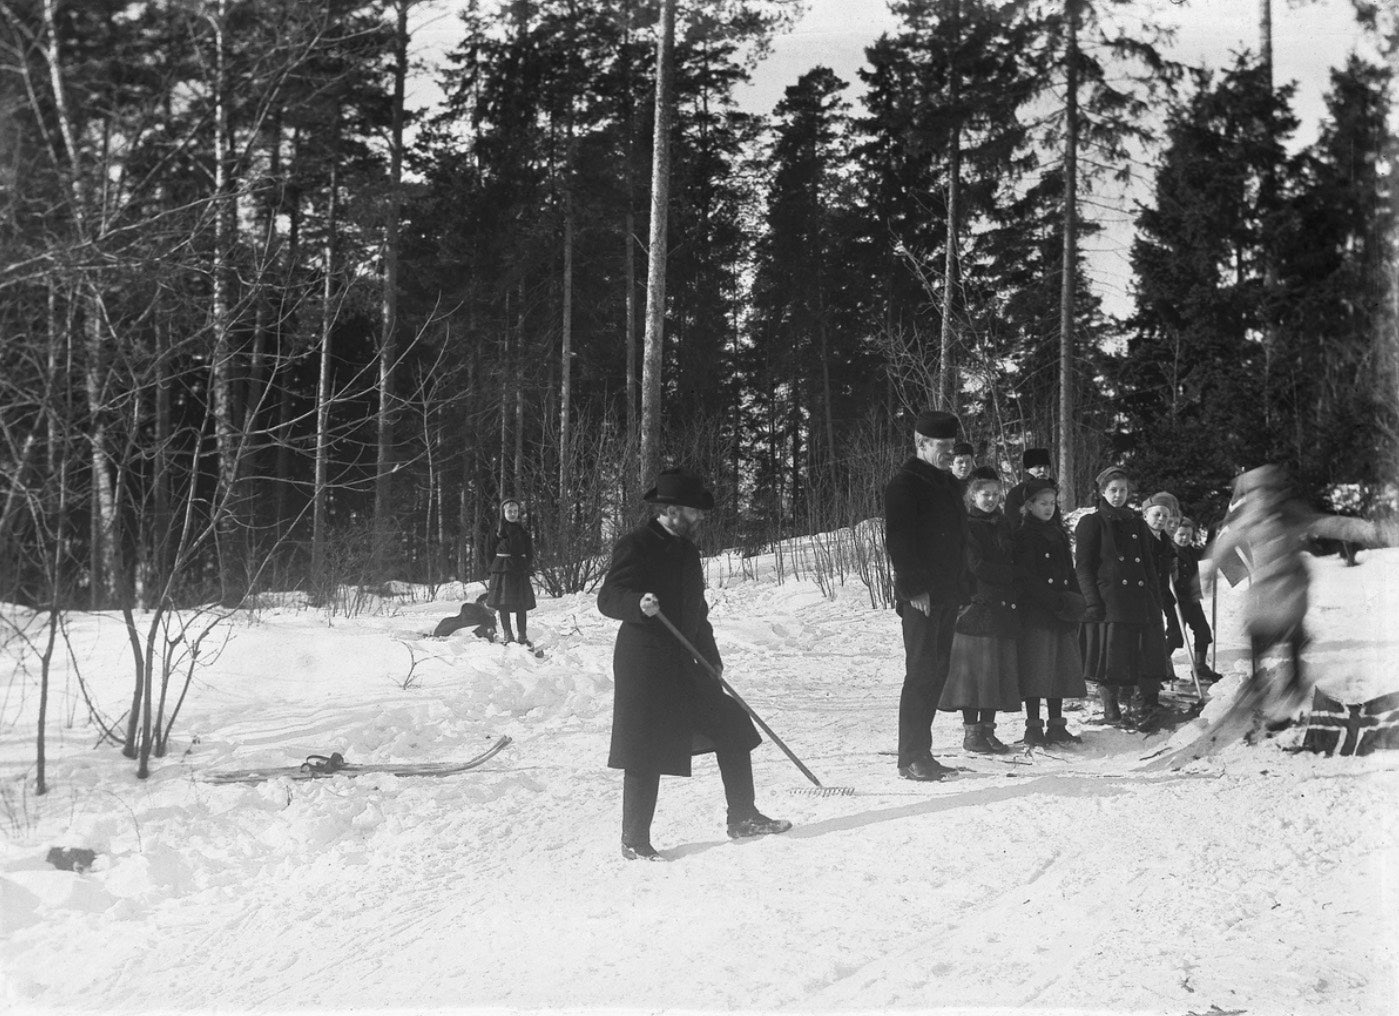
1073,500,1164,624
1173,543,1204,605
1145,528,1177,614
1013,515,1080,629
486,521,536,611
884,456,968,607
960,507,1020,638
432,601,496,638
598,520,759,776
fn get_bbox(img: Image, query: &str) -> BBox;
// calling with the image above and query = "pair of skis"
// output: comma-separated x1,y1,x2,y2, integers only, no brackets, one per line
202,735,512,785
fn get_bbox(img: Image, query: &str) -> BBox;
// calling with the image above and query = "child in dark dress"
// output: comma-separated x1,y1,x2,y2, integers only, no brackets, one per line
1012,479,1087,746
486,498,538,645
1075,467,1174,732
940,468,1022,754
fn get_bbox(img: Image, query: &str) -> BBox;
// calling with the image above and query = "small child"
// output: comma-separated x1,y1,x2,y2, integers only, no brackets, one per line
1171,517,1222,681
1140,491,1184,657
1012,478,1087,746
1074,466,1174,732
939,467,1023,753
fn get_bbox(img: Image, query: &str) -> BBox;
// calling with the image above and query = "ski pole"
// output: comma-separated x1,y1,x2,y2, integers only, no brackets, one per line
654,608,850,795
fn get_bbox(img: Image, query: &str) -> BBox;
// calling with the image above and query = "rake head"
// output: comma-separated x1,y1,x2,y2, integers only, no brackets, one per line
788,784,855,797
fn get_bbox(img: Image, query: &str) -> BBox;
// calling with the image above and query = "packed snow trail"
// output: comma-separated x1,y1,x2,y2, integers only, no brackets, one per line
3,551,1397,1014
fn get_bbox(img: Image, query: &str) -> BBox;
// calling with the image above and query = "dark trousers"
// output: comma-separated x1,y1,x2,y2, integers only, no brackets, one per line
897,603,958,767
622,748,755,847
1179,600,1212,656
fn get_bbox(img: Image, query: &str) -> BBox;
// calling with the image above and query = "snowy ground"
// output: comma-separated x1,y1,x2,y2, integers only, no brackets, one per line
2,545,1398,1015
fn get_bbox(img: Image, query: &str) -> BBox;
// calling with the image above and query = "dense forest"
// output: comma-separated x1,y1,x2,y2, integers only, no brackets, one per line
2,0,1395,613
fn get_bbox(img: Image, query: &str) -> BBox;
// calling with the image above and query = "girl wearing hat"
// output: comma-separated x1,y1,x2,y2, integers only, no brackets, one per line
1074,467,1173,731
938,467,1023,753
485,498,537,645
1012,479,1087,746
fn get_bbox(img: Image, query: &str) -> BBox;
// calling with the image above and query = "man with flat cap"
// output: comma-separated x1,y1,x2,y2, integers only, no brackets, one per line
884,411,969,780
598,467,791,860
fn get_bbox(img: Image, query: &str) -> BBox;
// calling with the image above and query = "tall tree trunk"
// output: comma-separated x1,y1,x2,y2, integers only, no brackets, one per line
374,0,410,579
938,0,962,412
639,0,676,489
622,1,639,488
209,0,244,605
560,131,575,498
1259,0,1273,86
312,160,339,578
1057,0,1080,509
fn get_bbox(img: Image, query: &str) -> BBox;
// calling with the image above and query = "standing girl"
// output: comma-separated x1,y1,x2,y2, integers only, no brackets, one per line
1012,478,1087,746
1075,467,1173,732
486,498,537,645
939,467,1022,753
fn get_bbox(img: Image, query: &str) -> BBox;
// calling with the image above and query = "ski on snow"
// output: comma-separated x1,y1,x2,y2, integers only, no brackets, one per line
202,735,513,785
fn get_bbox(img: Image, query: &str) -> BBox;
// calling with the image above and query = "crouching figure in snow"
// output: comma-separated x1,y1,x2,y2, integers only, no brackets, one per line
597,468,791,861
432,593,498,640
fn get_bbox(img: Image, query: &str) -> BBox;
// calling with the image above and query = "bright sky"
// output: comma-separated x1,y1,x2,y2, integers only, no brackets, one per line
407,0,1380,317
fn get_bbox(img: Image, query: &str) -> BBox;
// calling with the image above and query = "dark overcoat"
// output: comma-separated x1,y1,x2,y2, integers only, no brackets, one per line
598,520,759,776
961,507,1020,638
1172,543,1204,605
1013,515,1080,629
1073,503,1164,623
486,522,537,611
884,456,968,607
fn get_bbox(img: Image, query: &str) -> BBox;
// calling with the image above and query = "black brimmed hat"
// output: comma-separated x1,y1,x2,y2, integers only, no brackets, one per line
1022,447,1052,470
914,410,959,440
643,468,715,511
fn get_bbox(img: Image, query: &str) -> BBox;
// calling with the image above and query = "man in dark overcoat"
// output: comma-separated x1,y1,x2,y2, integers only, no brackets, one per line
598,468,791,861
884,410,968,781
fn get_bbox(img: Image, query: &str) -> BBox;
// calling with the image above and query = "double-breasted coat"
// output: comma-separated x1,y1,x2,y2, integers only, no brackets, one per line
486,522,537,612
959,507,1020,638
1075,500,1172,685
598,520,759,776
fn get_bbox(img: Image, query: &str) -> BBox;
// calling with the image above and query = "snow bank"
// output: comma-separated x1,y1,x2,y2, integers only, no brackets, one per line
2,552,1397,1014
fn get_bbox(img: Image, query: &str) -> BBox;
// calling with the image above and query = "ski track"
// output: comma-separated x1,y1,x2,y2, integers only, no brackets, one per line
3,554,1399,1013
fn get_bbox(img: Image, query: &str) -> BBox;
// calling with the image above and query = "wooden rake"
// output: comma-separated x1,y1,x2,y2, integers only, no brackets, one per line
656,609,854,797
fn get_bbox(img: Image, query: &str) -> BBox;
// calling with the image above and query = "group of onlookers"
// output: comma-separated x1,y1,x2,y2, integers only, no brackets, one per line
886,410,1218,781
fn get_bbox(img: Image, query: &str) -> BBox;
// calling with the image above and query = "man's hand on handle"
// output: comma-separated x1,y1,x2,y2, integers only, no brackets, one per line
639,592,661,618
909,592,931,617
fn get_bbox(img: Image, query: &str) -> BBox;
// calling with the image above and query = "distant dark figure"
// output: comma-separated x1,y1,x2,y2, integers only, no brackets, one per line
486,497,537,646
950,442,976,483
432,594,497,640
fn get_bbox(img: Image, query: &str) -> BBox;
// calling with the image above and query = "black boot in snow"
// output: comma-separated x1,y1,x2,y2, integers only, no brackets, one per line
982,722,1011,754
963,722,994,753
727,812,793,840
1023,718,1049,748
1194,650,1222,682
1045,718,1083,745
621,840,665,861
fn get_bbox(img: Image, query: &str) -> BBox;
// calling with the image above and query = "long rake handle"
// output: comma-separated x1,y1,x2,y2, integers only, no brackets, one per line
655,609,826,789
1173,602,1206,700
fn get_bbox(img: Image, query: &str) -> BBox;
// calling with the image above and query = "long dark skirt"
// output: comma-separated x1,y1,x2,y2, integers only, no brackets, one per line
1080,620,1172,687
1017,622,1087,700
486,570,536,612
940,633,1022,712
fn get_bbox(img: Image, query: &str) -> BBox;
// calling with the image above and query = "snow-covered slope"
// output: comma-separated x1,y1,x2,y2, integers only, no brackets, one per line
2,550,1397,1014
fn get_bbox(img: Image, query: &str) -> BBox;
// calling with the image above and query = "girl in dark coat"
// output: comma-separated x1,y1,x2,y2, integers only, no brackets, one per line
939,468,1022,753
485,498,537,645
598,469,788,861
1012,478,1087,746
1075,467,1174,731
